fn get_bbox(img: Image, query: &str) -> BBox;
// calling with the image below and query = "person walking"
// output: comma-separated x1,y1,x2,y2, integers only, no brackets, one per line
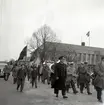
12,63,18,84
30,64,38,88
16,64,26,92
77,62,92,95
93,56,104,103
3,64,11,81
53,56,68,99
41,63,50,84
66,62,78,94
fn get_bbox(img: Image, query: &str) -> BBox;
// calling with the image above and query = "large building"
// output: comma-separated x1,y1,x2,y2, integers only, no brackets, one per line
31,42,104,65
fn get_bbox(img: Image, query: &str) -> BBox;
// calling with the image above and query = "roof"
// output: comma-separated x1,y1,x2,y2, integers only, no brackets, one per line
32,41,104,56
45,42,104,55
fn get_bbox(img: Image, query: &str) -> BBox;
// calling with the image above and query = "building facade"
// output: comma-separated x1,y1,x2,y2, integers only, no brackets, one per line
32,42,104,65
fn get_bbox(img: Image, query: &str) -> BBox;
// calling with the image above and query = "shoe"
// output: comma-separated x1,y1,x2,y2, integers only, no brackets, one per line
16,87,19,91
88,92,92,95
80,91,83,94
35,86,37,88
98,99,103,103
73,91,78,94
20,90,23,92
63,96,68,99
48,83,50,85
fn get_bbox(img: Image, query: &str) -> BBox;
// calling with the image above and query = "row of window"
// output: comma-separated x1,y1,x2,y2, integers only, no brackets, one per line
77,53,101,64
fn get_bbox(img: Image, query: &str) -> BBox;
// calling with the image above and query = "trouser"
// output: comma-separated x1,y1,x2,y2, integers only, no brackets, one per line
95,87,102,100
4,73,10,81
13,78,17,84
17,79,25,92
50,73,55,87
77,77,80,88
38,74,42,82
27,74,30,81
66,80,77,93
80,82,90,93
66,84,71,92
54,88,66,96
42,76,50,84
31,77,37,88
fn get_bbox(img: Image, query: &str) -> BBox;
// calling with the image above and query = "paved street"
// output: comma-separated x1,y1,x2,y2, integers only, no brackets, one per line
0,75,103,105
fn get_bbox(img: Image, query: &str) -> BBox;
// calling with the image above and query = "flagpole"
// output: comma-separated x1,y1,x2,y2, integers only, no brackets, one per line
89,35,90,46
81,36,82,43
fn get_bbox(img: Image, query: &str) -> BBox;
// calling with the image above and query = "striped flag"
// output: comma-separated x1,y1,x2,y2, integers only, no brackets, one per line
86,31,90,37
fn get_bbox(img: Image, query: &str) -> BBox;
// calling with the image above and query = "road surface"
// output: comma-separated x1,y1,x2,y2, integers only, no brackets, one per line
0,75,103,105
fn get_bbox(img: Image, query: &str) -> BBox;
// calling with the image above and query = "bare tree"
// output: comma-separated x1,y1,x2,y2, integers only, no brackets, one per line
31,24,61,63
24,37,36,53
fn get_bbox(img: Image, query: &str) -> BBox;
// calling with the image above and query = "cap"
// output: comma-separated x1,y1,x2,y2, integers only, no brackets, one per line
58,56,65,60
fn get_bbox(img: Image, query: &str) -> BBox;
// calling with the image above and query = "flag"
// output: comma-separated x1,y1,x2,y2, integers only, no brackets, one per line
18,46,27,60
86,31,90,37
34,56,41,67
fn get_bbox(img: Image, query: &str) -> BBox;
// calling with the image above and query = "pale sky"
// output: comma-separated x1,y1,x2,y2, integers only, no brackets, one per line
0,0,104,61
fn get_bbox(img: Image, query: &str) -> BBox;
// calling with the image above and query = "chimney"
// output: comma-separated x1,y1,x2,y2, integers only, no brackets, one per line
81,42,85,46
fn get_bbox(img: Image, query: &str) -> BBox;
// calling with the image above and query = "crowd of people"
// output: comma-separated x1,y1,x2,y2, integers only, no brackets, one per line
1,55,104,103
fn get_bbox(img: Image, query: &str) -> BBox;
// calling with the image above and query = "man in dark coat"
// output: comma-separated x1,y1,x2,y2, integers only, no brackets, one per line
16,64,26,92
53,56,68,98
30,65,38,88
77,62,92,95
93,56,104,103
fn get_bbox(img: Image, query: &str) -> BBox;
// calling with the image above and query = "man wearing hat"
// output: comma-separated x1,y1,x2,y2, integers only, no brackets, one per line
77,62,92,95
93,56,104,103
66,62,78,94
53,56,68,98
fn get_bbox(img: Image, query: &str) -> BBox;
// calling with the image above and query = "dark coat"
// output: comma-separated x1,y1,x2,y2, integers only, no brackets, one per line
53,62,67,90
93,63,104,89
17,68,26,80
31,68,38,79
77,66,90,84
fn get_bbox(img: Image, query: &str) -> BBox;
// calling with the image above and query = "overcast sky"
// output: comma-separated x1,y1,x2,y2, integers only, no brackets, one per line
0,0,104,61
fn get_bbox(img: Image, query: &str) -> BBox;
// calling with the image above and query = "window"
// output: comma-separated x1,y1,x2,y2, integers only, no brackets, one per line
92,54,94,64
87,54,90,63
77,53,81,62
83,53,86,62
